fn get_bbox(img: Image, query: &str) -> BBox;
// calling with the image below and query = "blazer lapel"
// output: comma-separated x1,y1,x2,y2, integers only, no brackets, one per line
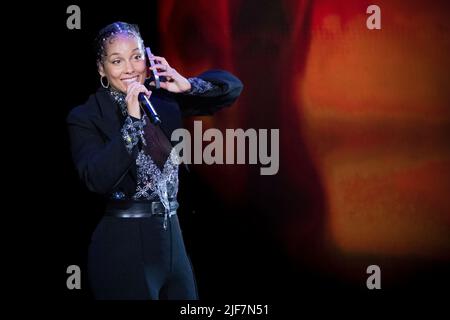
94,87,138,182
94,87,123,139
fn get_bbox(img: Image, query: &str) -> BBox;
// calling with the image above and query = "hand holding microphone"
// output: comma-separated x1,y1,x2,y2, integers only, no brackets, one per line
125,82,151,119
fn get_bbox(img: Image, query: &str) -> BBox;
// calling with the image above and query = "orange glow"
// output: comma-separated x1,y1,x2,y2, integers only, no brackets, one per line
159,0,450,261
299,0,450,257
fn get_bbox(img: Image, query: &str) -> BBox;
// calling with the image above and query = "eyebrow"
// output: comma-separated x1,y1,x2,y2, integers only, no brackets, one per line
109,48,141,57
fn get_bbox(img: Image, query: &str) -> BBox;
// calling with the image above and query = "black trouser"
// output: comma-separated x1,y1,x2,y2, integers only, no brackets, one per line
87,214,198,300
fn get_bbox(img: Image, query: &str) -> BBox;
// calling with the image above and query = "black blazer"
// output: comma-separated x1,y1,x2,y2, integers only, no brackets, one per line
67,70,243,198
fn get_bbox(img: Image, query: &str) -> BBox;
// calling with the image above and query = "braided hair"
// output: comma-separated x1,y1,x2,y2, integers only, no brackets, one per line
94,22,144,66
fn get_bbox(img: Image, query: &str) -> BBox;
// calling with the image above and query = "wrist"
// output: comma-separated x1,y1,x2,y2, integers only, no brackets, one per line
183,79,192,93
127,104,142,118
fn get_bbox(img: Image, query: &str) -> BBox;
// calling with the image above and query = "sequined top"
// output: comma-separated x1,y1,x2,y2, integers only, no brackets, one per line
109,77,217,211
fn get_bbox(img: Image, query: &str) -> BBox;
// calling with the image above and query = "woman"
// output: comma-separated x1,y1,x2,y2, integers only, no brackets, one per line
67,22,242,300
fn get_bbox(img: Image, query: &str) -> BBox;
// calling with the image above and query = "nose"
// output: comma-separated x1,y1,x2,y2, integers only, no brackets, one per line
124,60,134,73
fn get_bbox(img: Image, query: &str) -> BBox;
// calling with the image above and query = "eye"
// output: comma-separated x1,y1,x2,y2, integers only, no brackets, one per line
112,59,121,65
134,54,143,60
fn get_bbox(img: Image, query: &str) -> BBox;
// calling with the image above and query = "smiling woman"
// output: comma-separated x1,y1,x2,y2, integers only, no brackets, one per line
66,21,243,300
98,37,147,93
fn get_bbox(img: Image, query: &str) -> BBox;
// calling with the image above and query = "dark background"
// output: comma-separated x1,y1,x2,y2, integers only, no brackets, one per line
20,0,450,313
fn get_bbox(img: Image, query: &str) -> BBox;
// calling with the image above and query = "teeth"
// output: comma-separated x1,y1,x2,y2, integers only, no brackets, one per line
122,76,138,84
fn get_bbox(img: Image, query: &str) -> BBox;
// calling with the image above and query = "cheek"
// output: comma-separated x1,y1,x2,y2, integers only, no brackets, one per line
135,61,147,75
133,61,148,83
108,68,123,80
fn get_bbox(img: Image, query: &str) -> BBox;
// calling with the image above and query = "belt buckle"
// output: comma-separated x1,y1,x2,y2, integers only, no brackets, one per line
170,200,179,212
150,201,161,215
150,200,178,216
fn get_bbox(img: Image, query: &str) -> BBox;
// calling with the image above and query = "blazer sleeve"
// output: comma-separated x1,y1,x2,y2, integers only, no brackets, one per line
66,107,138,195
177,69,243,117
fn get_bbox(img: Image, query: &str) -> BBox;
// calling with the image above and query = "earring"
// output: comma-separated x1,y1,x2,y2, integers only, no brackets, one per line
100,76,109,88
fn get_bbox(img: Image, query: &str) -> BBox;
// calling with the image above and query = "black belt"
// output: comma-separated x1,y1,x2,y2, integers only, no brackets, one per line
105,199,179,221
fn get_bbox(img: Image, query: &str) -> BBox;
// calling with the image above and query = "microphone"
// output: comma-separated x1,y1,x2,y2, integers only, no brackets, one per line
138,92,161,125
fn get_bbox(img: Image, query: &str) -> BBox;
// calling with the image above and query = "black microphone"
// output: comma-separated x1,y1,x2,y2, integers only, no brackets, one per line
138,92,161,125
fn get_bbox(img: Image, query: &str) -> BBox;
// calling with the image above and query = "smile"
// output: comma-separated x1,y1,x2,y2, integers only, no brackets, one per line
121,76,139,84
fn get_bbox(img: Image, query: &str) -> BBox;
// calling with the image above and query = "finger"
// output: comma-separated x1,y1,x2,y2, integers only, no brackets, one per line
150,64,170,72
154,71,174,78
126,81,140,93
152,56,169,65
133,85,149,98
159,81,169,90
126,84,141,101
149,54,160,64
136,84,152,97
127,83,141,98
126,87,136,102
